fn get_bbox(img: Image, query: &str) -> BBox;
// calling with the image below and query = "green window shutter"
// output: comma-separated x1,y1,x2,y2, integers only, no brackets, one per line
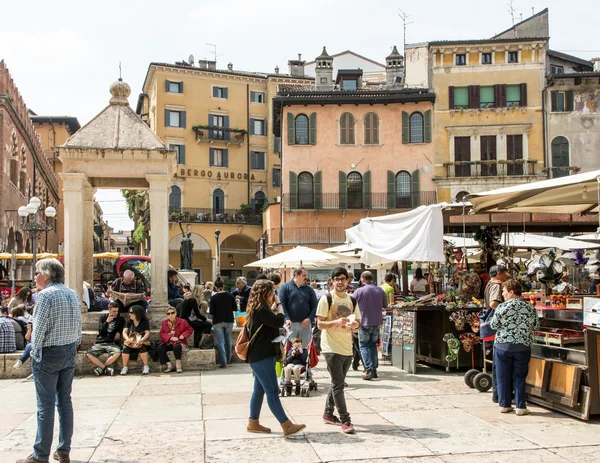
402,111,409,144
314,171,322,209
165,80,171,92
262,120,267,136
164,109,170,127
179,145,186,164
224,116,230,141
212,87,218,98
520,83,527,106
250,91,256,102
363,170,371,209
551,92,558,112
223,88,228,99
223,149,228,168
309,112,317,145
339,171,347,209
566,90,574,111
424,110,432,143
249,118,255,135
209,148,215,166
289,171,298,209
387,170,395,209
180,111,186,128
411,169,420,207
179,81,183,93
287,113,295,145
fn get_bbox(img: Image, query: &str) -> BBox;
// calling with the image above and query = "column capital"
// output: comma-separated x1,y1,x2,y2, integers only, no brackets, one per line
145,174,171,190
59,173,91,191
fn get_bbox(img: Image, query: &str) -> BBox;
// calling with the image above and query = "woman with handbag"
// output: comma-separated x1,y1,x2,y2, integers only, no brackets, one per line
157,306,194,373
120,305,151,375
243,279,306,437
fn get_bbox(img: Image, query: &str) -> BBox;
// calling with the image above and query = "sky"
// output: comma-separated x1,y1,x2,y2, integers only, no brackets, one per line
2,0,597,231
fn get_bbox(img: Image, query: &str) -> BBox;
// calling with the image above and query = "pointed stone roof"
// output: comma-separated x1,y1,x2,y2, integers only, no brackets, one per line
316,46,332,60
64,79,166,150
386,46,403,61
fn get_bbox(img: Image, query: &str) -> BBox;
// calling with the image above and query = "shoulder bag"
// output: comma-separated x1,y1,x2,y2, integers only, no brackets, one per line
235,324,263,361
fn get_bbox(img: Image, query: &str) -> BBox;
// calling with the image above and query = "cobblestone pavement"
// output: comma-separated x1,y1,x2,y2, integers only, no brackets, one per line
1,361,599,462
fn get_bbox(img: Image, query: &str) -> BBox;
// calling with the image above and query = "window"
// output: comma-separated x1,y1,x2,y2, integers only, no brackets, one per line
209,115,226,140
320,77,328,84
456,191,470,202
117,247,122,253
341,79,357,90
507,134,523,175
454,87,468,108
340,112,355,144
551,136,570,178
295,114,309,144
298,172,314,209
395,171,411,208
506,85,521,107
251,91,265,103
253,191,266,213
456,54,466,66
10,158,18,186
213,189,224,214
272,168,281,187
210,148,228,168
169,144,185,164
409,113,424,143
274,137,281,154
454,136,471,177
551,65,564,74
165,109,186,128
364,112,379,144
251,119,266,136
347,172,363,209
480,136,497,177
551,91,573,112
166,80,183,93
251,151,265,170
508,51,519,63
213,86,228,99
480,86,495,108
169,186,181,211
481,53,492,65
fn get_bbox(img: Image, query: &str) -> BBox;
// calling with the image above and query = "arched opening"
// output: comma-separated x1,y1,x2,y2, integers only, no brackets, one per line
551,136,570,178
340,112,355,144
295,114,309,145
213,188,225,215
395,171,412,208
456,191,470,202
298,172,314,209
168,232,211,281
364,112,379,144
169,185,181,212
409,112,424,143
219,234,259,286
253,191,266,214
347,172,363,209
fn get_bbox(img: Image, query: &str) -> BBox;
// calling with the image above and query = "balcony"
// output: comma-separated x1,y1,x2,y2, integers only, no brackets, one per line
192,125,247,146
169,207,262,225
544,166,581,179
263,227,347,245
441,160,538,178
281,191,437,210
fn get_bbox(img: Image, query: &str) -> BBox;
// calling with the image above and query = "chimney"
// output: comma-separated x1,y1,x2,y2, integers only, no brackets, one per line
288,53,306,77
197,59,217,70
593,58,600,72
315,47,334,91
385,46,405,89
227,62,233,71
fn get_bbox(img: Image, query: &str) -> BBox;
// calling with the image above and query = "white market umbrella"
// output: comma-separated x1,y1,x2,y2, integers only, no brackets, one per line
245,246,339,268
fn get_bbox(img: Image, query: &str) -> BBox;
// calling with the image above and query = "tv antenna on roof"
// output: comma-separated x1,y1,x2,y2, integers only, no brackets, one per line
507,0,517,25
398,9,414,61
205,43,223,64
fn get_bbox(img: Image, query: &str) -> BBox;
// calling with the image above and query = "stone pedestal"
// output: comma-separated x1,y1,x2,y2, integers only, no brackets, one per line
179,269,198,286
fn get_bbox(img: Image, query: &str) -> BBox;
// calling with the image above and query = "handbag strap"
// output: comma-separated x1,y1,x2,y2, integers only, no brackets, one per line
248,324,263,342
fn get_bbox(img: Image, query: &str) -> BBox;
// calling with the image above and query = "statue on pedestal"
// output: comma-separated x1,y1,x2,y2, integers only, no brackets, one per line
178,222,194,270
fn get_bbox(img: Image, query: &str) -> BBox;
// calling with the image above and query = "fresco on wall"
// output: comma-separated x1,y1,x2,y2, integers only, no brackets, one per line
574,90,600,113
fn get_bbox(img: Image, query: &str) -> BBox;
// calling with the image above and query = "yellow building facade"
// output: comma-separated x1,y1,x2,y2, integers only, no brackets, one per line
137,61,312,282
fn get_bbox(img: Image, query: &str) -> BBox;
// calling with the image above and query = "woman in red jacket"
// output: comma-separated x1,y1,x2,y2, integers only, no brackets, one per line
157,306,194,373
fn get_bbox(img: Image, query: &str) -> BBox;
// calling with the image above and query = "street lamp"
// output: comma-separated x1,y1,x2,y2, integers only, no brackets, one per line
18,196,56,284
215,229,221,279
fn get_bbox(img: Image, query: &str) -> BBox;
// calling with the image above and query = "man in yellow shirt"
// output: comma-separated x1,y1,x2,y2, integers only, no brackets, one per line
317,267,360,434
380,273,395,305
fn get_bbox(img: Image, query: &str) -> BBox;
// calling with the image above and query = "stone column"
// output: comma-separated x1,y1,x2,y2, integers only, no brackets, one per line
60,173,89,299
82,185,95,287
146,174,170,311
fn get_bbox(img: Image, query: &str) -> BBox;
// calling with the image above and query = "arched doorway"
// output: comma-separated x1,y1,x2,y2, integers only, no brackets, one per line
347,172,363,209
219,234,259,287
168,232,211,283
551,136,570,178
213,189,225,215
253,191,266,214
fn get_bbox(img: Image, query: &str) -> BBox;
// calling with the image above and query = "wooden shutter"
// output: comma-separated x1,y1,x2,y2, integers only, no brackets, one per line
179,145,186,164
164,109,170,127
363,170,371,209
223,88,228,99
262,120,267,136
411,169,420,207
364,114,371,144
387,170,395,209
551,92,558,112
224,116,230,141
180,111,186,128
222,149,229,168
287,113,295,145
289,171,298,209
495,84,507,107
424,110,432,143
348,114,355,144
448,86,455,109
180,81,183,93
165,80,171,92
520,83,527,107
249,118,255,135
340,114,347,144
566,91,574,111
402,111,409,144
339,171,347,209
250,91,256,102
314,171,322,209
468,85,480,109
209,147,215,166
309,112,317,145
212,87,218,98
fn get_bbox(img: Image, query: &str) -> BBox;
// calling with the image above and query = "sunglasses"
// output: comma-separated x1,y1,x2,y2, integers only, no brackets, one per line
167,311,176,315
128,311,134,314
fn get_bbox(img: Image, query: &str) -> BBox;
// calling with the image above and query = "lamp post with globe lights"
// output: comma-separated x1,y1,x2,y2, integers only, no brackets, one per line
17,196,57,284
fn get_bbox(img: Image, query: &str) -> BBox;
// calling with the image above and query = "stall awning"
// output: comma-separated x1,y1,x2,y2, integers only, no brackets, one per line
501,233,600,251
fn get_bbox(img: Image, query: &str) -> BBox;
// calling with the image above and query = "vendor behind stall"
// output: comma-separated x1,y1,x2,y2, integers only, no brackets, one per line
409,268,429,295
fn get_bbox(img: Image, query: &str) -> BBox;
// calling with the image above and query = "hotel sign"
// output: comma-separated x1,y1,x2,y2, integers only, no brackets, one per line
176,167,260,182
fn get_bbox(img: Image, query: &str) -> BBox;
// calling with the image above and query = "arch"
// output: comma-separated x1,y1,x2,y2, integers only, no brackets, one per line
551,136,570,178
409,112,424,143
340,112,355,144
456,191,470,202
298,171,314,209
295,114,309,145
395,171,412,208
213,188,225,214
169,185,181,212
364,112,379,144
168,232,211,252
253,191,266,214
347,172,363,209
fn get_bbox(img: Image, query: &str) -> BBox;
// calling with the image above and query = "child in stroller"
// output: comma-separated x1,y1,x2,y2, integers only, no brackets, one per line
280,335,318,397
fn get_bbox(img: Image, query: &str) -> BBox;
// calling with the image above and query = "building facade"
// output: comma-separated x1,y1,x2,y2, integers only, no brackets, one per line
265,47,436,254
137,59,312,281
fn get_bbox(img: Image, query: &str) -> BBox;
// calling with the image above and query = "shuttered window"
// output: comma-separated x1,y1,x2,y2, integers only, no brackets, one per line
165,109,186,128
251,151,266,170
364,112,379,144
551,137,570,178
347,172,363,209
298,172,314,209
454,137,471,177
212,87,228,99
340,112,355,144
551,91,574,112
480,86,495,108
250,91,265,103
506,85,521,107
507,135,523,175
169,144,186,164
480,136,497,177
409,113,424,143
454,87,468,108
250,119,266,136
166,80,183,93
395,171,411,208
295,115,309,144
272,168,281,187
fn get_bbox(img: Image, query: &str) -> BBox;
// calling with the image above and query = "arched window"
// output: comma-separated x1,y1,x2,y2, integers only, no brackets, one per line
347,172,363,209
395,171,412,208
295,115,309,144
213,188,224,215
409,112,424,143
456,191,470,202
364,112,379,144
169,186,181,212
551,136,570,178
298,172,314,209
340,112,355,144
253,191,266,214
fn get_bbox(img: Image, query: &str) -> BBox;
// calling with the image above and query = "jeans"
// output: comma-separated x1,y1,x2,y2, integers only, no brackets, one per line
157,343,183,364
20,343,33,363
324,353,352,423
494,347,531,409
359,325,380,374
32,342,77,461
213,322,233,366
249,356,289,424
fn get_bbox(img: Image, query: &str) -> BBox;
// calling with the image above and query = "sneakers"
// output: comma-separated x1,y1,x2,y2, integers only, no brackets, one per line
53,450,70,462
322,413,341,425
13,359,23,369
120,367,128,375
142,365,150,375
94,367,104,377
104,367,114,376
15,453,47,463
363,371,375,381
500,407,514,413
341,421,355,434
516,408,531,416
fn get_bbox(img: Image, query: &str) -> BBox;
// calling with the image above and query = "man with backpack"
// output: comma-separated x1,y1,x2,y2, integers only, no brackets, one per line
316,267,360,434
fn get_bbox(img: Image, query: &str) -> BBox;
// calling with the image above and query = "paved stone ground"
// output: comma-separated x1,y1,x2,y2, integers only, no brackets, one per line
1,361,599,462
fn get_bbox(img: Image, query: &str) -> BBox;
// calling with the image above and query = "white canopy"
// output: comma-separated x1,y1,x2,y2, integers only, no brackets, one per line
345,204,445,264
444,235,480,248
245,246,339,268
501,233,600,251
570,233,600,242
468,169,600,214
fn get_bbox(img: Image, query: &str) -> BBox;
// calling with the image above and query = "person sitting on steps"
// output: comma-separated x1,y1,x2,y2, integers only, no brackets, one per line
85,302,125,376
120,305,151,375
157,306,193,373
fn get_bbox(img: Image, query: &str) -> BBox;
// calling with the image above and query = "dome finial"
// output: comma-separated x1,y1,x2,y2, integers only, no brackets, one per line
109,78,131,105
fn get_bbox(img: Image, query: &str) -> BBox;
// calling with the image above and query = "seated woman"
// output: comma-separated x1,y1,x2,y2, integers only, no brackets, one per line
120,305,151,375
181,286,213,348
157,306,193,373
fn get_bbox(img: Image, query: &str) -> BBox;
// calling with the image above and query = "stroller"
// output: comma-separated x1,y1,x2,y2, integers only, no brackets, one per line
279,328,319,397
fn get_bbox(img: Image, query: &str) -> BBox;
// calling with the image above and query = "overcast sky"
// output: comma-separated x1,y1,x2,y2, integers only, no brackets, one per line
2,0,596,232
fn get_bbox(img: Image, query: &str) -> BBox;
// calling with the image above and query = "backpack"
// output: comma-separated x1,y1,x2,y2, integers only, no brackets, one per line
325,293,357,311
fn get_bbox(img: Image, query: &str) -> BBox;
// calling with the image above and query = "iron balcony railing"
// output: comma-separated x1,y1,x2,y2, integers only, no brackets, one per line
263,228,347,245
442,160,538,178
169,207,262,225
281,191,437,210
